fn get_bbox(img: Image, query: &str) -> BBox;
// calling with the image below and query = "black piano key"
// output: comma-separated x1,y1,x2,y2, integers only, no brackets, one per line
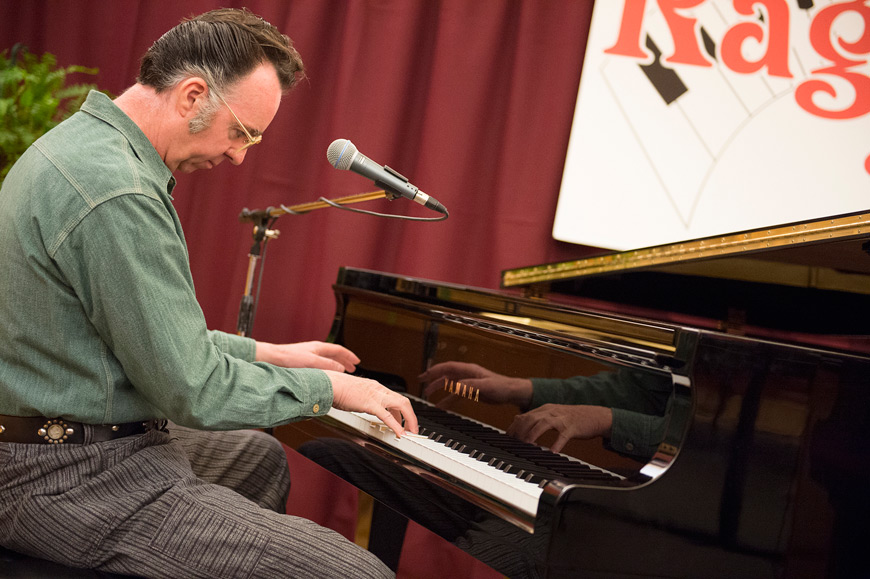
700,27,716,61
408,398,621,484
639,35,688,105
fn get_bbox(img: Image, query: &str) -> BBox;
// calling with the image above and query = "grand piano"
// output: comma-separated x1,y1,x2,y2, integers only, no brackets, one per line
274,210,870,578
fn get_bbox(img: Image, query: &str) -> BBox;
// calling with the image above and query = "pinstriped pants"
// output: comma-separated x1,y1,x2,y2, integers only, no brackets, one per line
0,424,393,578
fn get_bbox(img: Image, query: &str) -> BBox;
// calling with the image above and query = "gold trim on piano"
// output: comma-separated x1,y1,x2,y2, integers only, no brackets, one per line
502,213,869,287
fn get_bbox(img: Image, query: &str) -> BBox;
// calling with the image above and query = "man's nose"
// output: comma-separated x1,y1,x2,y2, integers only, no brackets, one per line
227,147,248,165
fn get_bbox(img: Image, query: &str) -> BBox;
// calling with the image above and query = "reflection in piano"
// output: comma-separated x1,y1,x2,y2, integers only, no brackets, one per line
274,211,870,578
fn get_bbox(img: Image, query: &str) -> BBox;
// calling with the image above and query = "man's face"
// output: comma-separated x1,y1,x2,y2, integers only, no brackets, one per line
172,63,282,174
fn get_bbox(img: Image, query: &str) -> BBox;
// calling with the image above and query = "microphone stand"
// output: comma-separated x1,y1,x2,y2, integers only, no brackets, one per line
236,189,390,337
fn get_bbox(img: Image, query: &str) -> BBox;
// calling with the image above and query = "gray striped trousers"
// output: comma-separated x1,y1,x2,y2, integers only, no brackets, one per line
0,424,392,578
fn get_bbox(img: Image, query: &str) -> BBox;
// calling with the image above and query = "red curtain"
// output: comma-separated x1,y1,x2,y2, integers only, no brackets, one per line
1,0,598,345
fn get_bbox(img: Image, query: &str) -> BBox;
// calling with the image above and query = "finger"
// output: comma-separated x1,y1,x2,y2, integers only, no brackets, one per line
314,356,349,373
317,343,360,371
525,420,555,446
388,407,402,426
422,378,447,398
394,398,418,434
372,397,418,436
507,413,534,440
417,362,452,381
417,361,470,383
550,433,571,454
373,408,406,437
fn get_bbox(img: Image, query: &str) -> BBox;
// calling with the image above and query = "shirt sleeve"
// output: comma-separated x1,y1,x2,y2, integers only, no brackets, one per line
55,193,332,430
530,370,671,414
208,330,256,361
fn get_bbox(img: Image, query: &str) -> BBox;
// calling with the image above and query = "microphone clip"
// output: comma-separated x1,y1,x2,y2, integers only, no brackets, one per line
377,165,413,201
375,182,402,201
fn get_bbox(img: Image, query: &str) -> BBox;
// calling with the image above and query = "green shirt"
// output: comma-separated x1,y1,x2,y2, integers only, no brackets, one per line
0,91,332,429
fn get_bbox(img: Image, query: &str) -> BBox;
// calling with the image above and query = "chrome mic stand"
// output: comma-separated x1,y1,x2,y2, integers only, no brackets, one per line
235,190,391,337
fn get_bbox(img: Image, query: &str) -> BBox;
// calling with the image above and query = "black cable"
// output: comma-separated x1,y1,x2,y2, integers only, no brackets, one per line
314,197,448,221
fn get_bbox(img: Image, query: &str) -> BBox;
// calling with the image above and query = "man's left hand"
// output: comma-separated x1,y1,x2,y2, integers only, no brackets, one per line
255,341,360,373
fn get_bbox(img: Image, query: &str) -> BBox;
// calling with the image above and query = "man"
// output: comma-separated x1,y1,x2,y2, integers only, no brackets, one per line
0,9,415,578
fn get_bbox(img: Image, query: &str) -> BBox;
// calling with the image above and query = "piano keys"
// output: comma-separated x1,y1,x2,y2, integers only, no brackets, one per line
274,210,870,578
323,397,624,525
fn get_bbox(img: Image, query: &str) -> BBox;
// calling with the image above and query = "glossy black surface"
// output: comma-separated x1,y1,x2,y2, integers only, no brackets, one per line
277,267,870,578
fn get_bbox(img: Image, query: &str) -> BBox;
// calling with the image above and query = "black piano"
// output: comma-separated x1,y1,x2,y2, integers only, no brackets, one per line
275,211,870,578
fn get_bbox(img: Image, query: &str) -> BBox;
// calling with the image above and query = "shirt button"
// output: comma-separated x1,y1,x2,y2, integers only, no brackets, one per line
312,404,320,414
624,442,635,451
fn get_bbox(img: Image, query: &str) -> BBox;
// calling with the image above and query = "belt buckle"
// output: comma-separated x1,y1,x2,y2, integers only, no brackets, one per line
37,419,74,444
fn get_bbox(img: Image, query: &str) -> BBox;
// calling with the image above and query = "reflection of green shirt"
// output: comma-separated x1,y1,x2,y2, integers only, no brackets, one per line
0,91,331,429
531,370,671,460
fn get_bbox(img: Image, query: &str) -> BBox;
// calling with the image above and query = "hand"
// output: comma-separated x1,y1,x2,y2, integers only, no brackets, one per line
326,370,419,438
507,404,613,454
255,341,360,373
418,361,533,409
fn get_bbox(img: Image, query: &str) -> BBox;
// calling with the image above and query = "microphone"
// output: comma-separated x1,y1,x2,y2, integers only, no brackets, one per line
327,139,446,214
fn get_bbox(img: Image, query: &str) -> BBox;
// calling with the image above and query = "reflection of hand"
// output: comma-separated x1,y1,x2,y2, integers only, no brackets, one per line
326,370,418,438
418,361,533,409
507,404,613,454
255,341,360,373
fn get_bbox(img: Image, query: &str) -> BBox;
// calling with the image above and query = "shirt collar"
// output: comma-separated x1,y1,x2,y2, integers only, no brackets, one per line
79,90,176,197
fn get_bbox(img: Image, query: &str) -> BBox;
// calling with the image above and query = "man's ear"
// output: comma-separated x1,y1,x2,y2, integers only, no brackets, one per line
174,76,209,119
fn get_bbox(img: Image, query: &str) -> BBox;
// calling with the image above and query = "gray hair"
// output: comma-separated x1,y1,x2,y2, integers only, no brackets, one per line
138,8,305,133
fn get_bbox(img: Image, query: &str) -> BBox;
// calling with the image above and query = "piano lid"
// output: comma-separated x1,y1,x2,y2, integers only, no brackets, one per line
501,211,870,350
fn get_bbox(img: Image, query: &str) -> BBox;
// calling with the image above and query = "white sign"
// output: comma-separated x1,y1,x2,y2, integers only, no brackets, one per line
553,0,870,250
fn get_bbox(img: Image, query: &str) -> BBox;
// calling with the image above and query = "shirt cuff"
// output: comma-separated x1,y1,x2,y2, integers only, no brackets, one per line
607,407,660,459
280,368,334,418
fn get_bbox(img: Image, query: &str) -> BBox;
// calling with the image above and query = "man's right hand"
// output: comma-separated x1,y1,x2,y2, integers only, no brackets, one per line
325,370,418,438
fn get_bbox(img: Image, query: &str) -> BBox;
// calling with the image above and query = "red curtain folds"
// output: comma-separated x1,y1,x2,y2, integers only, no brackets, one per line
1,0,598,345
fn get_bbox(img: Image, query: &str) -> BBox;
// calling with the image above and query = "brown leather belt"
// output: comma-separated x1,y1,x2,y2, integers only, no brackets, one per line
0,415,166,445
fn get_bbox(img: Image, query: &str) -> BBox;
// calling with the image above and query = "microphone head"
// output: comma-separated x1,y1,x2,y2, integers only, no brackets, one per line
327,139,357,171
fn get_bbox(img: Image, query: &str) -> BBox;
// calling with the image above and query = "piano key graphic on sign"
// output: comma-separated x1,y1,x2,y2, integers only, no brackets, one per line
639,35,688,104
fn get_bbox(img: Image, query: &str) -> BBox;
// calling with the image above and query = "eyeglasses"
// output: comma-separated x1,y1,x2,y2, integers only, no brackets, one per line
214,91,262,152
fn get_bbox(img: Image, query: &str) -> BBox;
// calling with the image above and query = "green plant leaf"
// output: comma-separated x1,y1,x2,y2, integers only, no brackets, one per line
0,46,106,185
